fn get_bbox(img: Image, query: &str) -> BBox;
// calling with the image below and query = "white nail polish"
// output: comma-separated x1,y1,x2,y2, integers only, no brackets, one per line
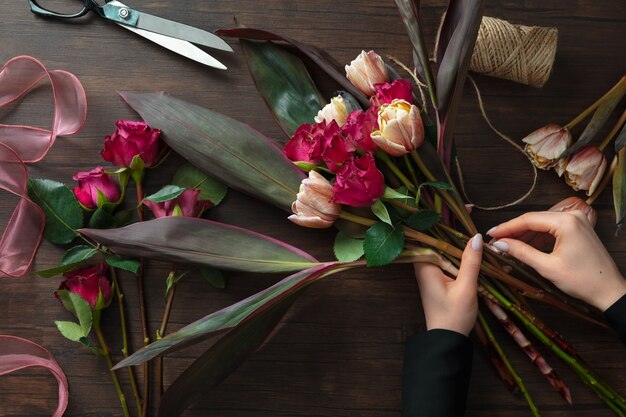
493,241,510,252
471,233,483,251
486,226,498,236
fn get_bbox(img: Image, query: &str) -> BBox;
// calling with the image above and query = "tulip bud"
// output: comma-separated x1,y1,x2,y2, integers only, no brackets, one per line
345,50,389,97
522,124,572,171
56,264,112,310
288,171,341,228
564,146,607,196
315,96,348,127
371,99,424,156
144,188,213,218
72,167,121,210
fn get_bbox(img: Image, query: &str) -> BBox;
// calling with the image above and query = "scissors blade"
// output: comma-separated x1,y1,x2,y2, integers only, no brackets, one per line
117,24,227,70
133,11,233,53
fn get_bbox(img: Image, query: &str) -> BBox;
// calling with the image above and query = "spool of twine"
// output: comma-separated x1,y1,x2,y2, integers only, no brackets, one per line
470,16,558,87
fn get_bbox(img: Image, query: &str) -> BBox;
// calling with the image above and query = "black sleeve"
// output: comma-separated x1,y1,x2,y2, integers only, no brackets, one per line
604,293,626,347
402,329,473,417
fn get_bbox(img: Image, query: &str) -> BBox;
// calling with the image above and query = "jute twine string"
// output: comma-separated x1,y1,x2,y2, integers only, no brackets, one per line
471,16,558,88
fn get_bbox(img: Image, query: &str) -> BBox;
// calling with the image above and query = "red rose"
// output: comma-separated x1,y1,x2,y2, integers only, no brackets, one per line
341,108,378,153
101,120,165,168
56,264,112,310
144,188,212,218
283,121,326,164
316,121,349,172
372,79,414,107
332,154,385,207
72,166,120,209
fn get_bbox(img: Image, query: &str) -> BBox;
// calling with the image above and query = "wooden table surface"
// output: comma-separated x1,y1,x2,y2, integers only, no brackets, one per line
1,1,625,416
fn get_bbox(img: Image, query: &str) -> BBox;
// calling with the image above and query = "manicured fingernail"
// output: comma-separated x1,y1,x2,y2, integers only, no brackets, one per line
493,241,510,252
471,233,483,251
486,226,498,236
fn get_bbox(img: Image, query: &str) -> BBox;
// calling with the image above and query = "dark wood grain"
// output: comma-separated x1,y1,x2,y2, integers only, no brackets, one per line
1,1,625,416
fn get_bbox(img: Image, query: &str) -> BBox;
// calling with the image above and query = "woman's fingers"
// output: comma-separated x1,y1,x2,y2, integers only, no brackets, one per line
414,262,447,295
487,212,564,239
456,233,483,294
490,237,553,274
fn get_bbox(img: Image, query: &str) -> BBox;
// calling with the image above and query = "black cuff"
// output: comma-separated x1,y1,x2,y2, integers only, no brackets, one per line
604,293,626,346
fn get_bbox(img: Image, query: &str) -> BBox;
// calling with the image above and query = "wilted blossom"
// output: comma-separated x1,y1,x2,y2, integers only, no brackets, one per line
101,120,166,168
56,264,112,310
288,170,341,228
144,188,213,218
315,95,348,127
72,166,120,209
341,108,378,153
283,121,327,164
522,124,572,172
371,99,424,156
372,79,414,107
333,154,385,207
345,50,389,97
564,146,607,196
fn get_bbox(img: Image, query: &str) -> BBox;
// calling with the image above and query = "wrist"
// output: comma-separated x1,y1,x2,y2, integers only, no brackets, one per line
594,274,626,312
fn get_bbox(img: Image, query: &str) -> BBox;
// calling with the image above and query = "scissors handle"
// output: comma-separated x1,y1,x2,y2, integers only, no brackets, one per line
28,0,105,19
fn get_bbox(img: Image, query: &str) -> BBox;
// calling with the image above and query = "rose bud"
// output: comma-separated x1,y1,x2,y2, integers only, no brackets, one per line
101,120,166,168
564,146,607,196
372,79,414,106
342,108,378,153
288,170,341,228
283,121,326,164
333,154,385,207
144,188,213,218
522,124,572,171
72,167,121,210
345,50,389,97
315,95,348,127
371,99,424,156
56,264,112,310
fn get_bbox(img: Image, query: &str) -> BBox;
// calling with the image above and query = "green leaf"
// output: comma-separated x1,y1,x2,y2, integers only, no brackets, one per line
405,210,441,231
55,321,85,342
144,185,187,203
614,147,626,233
200,268,226,289
421,181,453,191
105,256,140,274
371,199,392,225
28,178,83,244
88,206,116,229
55,291,92,334
363,223,405,267
81,217,320,274
614,122,626,152
241,39,326,137
35,245,98,278
172,163,228,206
383,187,412,201
119,91,305,211
333,232,364,262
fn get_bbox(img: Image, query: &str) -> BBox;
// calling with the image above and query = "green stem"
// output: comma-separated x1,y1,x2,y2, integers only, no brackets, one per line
478,312,540,417
111,268,142,416
156,266,178,399
598,109,626,151
403,154,419,188
376,151,416,192
565,76,626,130
94,322,131,417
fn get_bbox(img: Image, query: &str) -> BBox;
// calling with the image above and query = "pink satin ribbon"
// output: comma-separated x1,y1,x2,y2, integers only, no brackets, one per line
0,335,69,417
0,56,87,277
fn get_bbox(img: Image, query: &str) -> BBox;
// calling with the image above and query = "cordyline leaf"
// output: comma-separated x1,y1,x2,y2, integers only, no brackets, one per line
562,88,626,158
157,295,296,417
119,91,304,211
215,27,369,107
614,147,626,233
113,262,358,369
80,217,319,274
239,39,325,137
615,122,626,152
172,163,227,206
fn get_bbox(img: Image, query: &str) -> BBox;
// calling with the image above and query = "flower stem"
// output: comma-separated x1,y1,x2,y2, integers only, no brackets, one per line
156,266,178,399
599,108,626,151
403,154,419,188
565,75,626,130
376,151,416,192
94,322,131,417
111,268,142,416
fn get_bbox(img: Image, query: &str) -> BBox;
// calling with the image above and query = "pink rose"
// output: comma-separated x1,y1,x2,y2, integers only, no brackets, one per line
72,166,120,209
56,264,112,310
372,79,414,107
341,108,378,153
143,188,213,218
283,121,326,164
315,121,349,172
101,120,165,168
333,154,385,207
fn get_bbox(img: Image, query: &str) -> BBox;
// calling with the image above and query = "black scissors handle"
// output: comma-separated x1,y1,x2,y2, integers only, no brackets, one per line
28,0,107,19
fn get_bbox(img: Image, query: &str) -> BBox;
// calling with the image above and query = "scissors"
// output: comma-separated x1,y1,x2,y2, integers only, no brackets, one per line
29,0,233,70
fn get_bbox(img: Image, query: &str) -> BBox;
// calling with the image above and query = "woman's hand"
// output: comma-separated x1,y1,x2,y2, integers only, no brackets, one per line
488,211,626,311
414,234,483,336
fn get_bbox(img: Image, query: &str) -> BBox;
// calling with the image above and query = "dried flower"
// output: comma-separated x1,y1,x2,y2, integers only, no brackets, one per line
345,50,389,97
144,188,212,218
522,124,572,171
56,264,112,310
333,154,385,207
288,171,341,228
101,120,165,168
371,99,424,156
72,167,120,209
315,95,348,127
564,146,607,196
